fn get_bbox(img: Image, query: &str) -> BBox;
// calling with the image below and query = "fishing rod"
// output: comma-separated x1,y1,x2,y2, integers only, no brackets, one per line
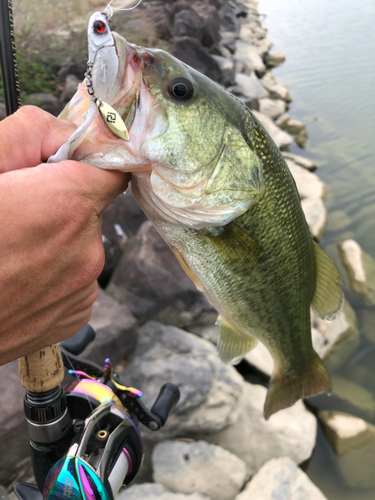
0,0,21,114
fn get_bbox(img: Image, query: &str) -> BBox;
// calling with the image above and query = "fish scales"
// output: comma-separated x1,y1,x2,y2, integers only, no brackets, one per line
50,12,344,418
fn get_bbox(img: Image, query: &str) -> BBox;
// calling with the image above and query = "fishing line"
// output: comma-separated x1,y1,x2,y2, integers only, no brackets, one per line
104,0,143,19
60,345,102,431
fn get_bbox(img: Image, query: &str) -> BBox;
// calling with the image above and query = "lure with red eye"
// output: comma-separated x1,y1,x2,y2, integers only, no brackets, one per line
94,20,106,34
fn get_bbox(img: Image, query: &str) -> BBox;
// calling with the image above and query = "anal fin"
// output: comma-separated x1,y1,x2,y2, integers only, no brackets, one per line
217,315,257,365
311,241,344,320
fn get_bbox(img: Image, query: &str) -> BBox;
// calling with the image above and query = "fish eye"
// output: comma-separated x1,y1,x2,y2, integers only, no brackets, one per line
94,20,106,34
168,78,194,100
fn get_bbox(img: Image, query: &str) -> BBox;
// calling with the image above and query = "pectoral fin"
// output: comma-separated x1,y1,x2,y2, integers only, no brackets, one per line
311,241,344,320
217,315,258,365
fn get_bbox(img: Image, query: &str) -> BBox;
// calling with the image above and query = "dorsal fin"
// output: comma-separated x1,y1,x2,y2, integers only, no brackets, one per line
311,241,344,320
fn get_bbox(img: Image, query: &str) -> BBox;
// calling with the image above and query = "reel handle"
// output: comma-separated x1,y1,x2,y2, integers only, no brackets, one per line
151,383,180,427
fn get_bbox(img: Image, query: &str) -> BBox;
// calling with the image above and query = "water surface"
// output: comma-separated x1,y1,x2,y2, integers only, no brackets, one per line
258,0,375,497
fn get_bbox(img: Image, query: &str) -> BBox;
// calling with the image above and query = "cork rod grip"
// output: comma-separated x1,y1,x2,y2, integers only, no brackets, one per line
18,344,64,392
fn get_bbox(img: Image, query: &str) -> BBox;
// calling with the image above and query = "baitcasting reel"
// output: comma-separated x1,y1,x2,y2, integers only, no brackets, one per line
14,325,180,500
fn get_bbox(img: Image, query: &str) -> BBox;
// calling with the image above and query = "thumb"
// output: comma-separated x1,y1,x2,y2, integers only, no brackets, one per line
49,160,131,214
0,106,77,173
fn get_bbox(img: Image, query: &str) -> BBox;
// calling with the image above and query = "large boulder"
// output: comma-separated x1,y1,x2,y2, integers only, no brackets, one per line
117,483,209,500
152,440,249,500
198,382,317,472
100,190,148,285
258,98,287,119
319,410,375,489
282,152,317,171
234,40,267,76
121,321,244,440
252,110,293,150
261,72,291,102
301,197,327,241
230,73,269,100
174,37,222,82
265,51,286,69
85,287,138,366
337,239,375,305
286,161,328,200
236,457,327,500
107,221,200,321
311,300,359,372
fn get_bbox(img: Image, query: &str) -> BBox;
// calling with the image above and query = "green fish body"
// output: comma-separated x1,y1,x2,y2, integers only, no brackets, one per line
52,12,344,418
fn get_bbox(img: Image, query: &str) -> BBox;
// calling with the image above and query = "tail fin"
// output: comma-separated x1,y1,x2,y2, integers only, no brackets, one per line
263,355,331,420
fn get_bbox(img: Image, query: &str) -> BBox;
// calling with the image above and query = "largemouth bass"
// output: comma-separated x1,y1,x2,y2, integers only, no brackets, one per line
50,12,344,419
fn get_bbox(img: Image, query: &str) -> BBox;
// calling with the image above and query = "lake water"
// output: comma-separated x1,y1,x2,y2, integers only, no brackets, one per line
258,0,375,498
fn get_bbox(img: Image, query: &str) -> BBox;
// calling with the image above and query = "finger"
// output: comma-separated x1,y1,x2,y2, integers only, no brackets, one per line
0,105,77,173
46,160,131,214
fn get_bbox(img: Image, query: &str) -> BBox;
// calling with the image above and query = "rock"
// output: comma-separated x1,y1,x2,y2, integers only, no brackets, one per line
121,321,244,440
261,72,291,102
191,2,221,47
311,300,359,371
174,37,222,82
230,73,269,100
0,103,7,120
295,128,308,148
245,341,273,377
152,440,249,500
239,23,267,45
84,287,138,366
265,50,286,69
286,161,328,200
220,3,240,33
100,190,148,285
107,221,200,320
24,93,62,116
337,240,375,305
236,457,327,500
103,189,148,238
252,110,293,150
0,486,9,500
318,411,375,489
0,360,30,483
59,74,81,104
301,197,327,240
199,382,317,472
219,31,237,54
275,113,290,129
211,55,236,87
326,210,350,231
319,410,375,456
255,37,273,57
285,118,306,136
173,9,216,48
234,40,266,76
117,483,209,500
282,152,317,171
258,98,287,119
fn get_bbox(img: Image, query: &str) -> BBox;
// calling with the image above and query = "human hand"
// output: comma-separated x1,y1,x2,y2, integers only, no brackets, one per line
0,106,130,364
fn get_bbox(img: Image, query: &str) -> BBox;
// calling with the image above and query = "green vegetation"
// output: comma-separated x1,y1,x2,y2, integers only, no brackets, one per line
0,0,171,101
